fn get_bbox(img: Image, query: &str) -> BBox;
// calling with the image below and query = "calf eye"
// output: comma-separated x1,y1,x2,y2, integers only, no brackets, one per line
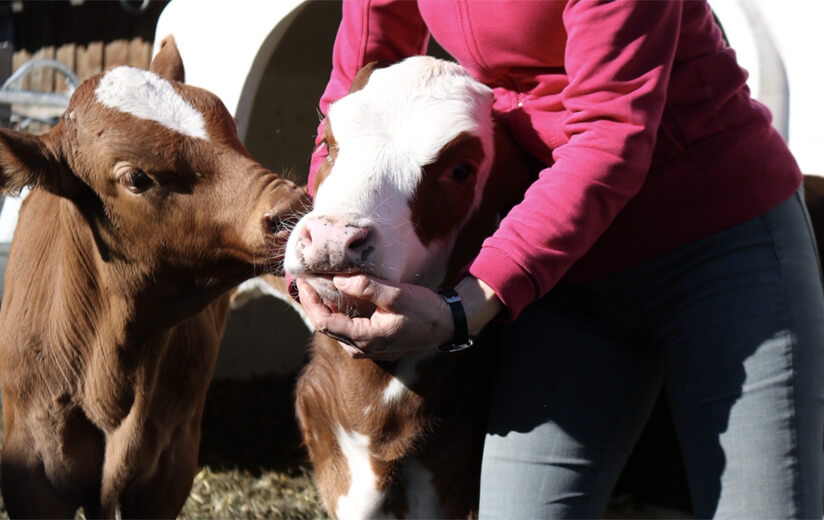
121,169,154,193
449,162,475,183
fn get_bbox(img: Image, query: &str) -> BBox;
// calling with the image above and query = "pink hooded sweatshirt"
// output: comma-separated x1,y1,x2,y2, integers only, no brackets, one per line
309,0,801,320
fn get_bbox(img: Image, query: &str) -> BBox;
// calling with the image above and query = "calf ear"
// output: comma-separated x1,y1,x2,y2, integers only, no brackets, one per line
150,35,185,83
0,128,62,195
349,61,386,93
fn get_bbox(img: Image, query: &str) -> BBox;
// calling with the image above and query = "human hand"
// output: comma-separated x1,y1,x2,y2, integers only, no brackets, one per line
296,275,454,360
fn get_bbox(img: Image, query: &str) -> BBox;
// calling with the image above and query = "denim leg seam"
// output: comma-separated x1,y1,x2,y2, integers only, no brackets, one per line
761,207,801,519
795,190,824,285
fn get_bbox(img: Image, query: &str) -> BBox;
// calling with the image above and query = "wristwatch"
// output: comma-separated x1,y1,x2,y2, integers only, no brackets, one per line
437,288,475,352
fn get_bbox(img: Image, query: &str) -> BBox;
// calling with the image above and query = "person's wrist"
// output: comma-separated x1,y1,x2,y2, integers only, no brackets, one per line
436,288,474,352
454,276,503,336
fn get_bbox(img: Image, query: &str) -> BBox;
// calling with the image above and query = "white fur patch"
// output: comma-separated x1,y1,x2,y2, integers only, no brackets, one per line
335,426,384,519
382,356,424,403
382,377,407,404
95,66,208,140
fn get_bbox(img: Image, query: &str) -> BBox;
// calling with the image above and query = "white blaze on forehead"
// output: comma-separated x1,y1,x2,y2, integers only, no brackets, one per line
317,56,495,223
94,66,209,140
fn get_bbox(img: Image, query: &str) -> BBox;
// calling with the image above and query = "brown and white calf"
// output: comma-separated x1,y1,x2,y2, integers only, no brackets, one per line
284,56,537,519
0,37,306,518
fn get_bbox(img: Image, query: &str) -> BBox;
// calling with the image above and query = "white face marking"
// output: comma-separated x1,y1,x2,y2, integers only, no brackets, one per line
284,56,495,290
95,66,209,140
334,426,385,520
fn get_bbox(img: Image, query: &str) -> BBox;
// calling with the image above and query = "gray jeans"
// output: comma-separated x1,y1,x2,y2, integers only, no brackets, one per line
479,191,824,519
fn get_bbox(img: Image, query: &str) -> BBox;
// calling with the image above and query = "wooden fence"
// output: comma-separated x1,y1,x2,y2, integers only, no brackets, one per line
11,37,153,93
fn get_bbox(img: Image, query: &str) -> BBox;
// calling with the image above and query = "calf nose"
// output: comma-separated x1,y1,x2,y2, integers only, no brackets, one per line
263,183,309,236
300,217,375,270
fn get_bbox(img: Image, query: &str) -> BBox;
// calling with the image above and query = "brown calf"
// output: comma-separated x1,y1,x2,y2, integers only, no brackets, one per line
284,57,537,519
0,37,306,518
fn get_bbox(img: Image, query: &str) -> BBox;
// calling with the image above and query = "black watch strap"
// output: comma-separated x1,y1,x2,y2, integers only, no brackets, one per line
437,288,474,352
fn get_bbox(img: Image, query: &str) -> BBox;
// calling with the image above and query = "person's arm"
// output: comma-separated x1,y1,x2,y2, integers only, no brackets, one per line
308,0,430,193
300,0,684,357
471,0,683,320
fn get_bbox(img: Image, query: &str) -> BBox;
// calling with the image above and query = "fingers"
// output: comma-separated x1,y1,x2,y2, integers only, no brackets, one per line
333,274,401,310
295,278,332,322
322,330,365,357
319,310,395,348
295,278,370,356
311,304,406,359
296,275,437,361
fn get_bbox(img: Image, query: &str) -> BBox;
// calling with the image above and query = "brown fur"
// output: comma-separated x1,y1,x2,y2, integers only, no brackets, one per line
151,35,186,84
309,63,381,197
410,133,485,246
0,37,307,518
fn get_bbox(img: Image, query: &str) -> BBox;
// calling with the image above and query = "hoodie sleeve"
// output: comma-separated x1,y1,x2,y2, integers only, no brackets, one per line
470,0,683,320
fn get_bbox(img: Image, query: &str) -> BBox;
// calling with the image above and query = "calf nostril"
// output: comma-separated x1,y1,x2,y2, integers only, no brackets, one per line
356,244,375,263
346,226,374,262
349,235,367,251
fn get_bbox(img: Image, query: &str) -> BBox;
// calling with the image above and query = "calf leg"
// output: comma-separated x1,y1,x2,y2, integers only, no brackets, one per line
1,404,103,519
118,423,201,519
99,408,201,519
1,429,79,519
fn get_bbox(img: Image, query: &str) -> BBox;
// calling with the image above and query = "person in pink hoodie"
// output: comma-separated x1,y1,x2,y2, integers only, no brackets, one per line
295,1,824,517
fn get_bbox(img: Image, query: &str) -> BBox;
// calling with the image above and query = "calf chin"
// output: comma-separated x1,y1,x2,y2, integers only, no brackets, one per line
306,275,378,318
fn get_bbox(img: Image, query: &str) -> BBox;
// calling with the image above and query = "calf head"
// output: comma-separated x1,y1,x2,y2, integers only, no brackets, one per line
0,36,306,323
285,56,526,314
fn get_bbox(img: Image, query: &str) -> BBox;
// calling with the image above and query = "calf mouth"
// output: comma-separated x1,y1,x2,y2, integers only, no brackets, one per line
300,272,377,318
